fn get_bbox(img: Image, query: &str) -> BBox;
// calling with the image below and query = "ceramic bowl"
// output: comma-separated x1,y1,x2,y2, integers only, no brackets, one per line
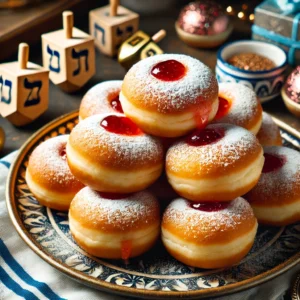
216,40,288,103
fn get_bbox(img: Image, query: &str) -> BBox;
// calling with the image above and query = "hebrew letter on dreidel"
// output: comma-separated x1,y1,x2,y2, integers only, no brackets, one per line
0,76,12,104
116,27,123,36
24,77,42,107
146,49,157,57
94,23,105,45
72,48,89,76
47,45,61,73
126,26,133,34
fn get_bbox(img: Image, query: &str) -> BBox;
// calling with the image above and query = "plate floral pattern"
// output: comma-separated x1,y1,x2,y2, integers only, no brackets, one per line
7,111,300,299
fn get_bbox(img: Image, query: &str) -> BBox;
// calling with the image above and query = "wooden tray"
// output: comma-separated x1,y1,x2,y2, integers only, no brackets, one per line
6,111,300,299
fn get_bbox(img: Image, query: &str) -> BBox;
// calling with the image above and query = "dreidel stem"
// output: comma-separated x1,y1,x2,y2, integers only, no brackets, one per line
63,11,74,39
110,0,119,17
152,30,166,43
18,43,29,70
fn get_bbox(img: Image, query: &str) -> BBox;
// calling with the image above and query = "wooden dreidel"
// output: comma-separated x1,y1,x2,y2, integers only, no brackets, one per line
42,11,95,93
0,43,49,126
89,0,139,57
118,29,166,70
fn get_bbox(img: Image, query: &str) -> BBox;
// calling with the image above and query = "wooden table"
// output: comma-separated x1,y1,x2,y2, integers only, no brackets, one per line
1,5,300,157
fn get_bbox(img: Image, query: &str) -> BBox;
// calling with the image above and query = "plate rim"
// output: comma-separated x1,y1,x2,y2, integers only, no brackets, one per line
5,110,300,299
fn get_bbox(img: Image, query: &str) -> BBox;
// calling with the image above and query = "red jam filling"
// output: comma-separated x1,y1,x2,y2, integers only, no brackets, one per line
189,201,230,212
100,115,142,136
59,147,67,159
262,153,286,173
98,192,131,200
186,128,225,146
215,97,231,120
151,59,186,81
121,240,132,260
110,95,123,113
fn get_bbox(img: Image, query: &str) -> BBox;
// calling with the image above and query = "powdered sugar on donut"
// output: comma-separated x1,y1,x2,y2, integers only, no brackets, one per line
247,146,300,202
79,80,122,118
257,112,282,145
163,197,254,240
214,83,261,127
122,54,218,113
72,187,159,230
166,123,260,176
69,113,163,168
28,135,81,188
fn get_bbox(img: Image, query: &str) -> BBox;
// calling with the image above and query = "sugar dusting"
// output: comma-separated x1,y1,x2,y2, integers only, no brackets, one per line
71,114,164,167
166,124,259,175
28,135,82,188
257,112,281,145
123,54,218,113
214,83,261,127
79,80,122,118
73,187,159,230
248,146,300,201
163,197,254,240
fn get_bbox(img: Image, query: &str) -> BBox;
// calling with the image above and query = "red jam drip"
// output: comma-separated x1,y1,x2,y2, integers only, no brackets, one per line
100,115,142,136
98,192,131,200
59,148,67,160
151,59,186,81
262,153,286,173
190,201,230,212
186,128,225,146
215,97,231,120
121,240,132,260
110,95,123,113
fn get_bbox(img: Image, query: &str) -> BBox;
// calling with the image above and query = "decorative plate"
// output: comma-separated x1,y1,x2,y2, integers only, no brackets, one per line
6,111,300,299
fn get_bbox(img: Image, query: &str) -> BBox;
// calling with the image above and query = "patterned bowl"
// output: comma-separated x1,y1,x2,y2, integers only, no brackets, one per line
216,40,288,103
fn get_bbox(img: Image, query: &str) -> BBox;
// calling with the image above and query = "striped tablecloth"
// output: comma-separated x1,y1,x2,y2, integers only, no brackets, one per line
0,151,123,300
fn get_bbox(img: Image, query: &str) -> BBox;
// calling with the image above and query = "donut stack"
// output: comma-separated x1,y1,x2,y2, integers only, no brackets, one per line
25,53,300,270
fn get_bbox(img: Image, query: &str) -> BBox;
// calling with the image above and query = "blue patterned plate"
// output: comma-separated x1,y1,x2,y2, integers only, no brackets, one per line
6,111,300,299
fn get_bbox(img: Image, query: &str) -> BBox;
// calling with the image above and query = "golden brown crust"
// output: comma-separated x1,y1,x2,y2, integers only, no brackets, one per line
122,54,218,114
68,114,164,171
69,188,160,233
166,124,263,179
162,211,256,245
79,81,122,120
257,127,282,147
256,112,282,146
246,146,300,206
27,136,84,194
217,85,263,132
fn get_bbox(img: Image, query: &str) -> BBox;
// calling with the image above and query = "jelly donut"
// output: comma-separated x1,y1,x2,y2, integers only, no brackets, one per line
79,80,123,121
162,197,258,269
67,113,164,193
166,123,264,201
245,146,300,226
26,135,84,210
69,188,160,259
256,112,282,146
120,54,219,137
213,83,262,134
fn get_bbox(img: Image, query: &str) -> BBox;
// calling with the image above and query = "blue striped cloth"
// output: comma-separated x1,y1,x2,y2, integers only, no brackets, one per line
0,152,124,300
